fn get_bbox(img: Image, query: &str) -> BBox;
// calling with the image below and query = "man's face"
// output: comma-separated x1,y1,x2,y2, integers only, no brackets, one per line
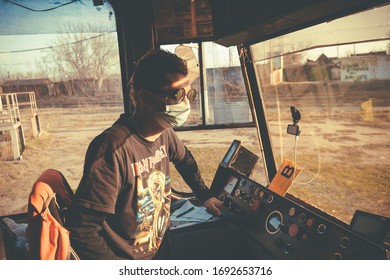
165,74,191,94
148,73,191,112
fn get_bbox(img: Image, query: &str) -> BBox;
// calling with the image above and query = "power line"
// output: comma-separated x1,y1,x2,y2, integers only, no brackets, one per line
0,31,116,54
4,0,80,12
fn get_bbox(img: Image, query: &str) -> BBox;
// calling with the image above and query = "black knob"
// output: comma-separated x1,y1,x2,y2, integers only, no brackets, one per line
267,195,274,203
340,237,351,249
317,224,327,234
298,213,307,223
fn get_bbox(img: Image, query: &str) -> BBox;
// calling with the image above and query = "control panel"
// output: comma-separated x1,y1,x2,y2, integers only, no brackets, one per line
210,141,388,260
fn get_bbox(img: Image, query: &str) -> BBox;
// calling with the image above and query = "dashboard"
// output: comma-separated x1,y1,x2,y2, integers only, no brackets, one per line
210,141,388,260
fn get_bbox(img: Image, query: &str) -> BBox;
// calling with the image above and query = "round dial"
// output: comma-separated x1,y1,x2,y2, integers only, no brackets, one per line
265,211,283,234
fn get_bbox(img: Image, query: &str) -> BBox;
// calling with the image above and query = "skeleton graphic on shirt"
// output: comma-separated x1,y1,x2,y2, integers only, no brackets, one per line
134,170,170,250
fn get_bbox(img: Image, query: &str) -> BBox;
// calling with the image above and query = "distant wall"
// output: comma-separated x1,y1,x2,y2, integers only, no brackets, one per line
340,55,390,81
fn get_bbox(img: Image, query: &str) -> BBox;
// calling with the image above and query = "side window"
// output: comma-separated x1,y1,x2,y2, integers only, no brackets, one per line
161,42,253,127
203,42,250,125
0,0,122,215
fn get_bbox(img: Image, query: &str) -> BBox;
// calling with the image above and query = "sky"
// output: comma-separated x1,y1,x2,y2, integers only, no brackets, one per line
0,0,116,76
0,0,116,35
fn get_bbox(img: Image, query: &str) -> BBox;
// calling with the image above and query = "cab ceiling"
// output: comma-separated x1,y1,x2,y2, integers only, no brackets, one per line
209,0,390,47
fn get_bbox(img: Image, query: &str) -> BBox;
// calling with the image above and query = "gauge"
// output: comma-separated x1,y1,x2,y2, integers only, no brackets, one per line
223,176,238,194
265,211,283,234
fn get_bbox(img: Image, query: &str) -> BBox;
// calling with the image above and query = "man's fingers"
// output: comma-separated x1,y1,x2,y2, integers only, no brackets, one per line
210,201,222,216
211,205,221,216
204,197,223,216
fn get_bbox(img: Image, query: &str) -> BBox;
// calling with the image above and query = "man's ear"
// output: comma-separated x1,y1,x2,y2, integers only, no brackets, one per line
137,89,149,103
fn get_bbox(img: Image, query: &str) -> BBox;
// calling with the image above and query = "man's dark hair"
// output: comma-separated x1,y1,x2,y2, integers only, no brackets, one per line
131,49,188,93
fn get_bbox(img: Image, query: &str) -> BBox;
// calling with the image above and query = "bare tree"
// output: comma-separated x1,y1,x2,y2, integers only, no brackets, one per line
0,67,7,85
44,22,118,96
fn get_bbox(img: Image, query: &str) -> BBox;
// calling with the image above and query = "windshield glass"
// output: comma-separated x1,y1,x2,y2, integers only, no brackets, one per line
250,4,390,223
0,0,122,216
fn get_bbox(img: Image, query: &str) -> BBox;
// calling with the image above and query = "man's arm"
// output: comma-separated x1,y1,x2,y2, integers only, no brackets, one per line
174,147,223,215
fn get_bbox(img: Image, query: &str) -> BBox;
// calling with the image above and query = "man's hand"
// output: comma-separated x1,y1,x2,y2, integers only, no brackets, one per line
204,197,223,216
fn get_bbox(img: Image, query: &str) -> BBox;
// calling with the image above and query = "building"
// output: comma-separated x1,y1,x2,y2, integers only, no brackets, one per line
1,78,53,97
340,51,390,81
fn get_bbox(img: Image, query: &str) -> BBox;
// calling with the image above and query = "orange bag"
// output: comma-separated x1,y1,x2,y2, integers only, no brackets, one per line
27,169,79,260
37,193,71,259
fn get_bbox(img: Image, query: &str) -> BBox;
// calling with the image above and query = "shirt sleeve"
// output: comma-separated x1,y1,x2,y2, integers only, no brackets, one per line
74,131,123,214
166,128,187,164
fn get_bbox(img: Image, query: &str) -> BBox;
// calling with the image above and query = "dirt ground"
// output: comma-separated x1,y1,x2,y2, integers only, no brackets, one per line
0,106,389,224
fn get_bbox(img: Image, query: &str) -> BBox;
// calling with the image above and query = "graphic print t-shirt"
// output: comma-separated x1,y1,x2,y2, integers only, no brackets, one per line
74,116,186,259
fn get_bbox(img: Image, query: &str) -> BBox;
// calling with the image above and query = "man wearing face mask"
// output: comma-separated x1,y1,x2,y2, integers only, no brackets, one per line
66,49,253,260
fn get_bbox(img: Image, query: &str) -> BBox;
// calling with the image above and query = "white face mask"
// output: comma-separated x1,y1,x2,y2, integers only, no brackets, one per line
155,100,191,128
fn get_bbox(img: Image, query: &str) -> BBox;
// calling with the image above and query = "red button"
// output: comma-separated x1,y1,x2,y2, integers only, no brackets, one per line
288,224,299,237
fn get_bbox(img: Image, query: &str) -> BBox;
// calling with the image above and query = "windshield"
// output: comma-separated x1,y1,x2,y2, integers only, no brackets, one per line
0,0,122,216
250,4,390,224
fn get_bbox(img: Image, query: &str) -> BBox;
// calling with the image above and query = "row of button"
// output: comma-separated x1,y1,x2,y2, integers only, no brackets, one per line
288,207,328,235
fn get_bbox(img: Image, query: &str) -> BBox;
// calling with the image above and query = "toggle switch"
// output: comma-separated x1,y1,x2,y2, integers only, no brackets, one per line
284,243,294,254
